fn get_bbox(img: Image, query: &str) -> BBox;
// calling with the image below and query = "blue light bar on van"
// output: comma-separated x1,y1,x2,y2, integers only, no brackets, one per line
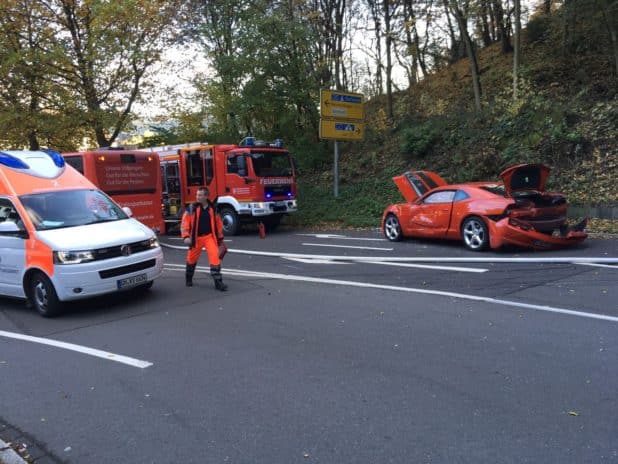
41,149,65,168
0,151,29,169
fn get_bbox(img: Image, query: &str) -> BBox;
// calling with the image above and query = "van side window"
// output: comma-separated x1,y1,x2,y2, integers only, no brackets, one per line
0,199,25,232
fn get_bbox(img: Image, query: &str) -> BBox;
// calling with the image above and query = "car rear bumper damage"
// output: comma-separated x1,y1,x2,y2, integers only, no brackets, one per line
488,217,588,250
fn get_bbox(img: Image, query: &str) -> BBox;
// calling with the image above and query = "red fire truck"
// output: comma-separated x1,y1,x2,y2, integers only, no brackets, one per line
149,138,297,235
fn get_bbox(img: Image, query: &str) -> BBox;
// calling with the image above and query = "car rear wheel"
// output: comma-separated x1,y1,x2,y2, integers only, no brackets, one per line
220,207,240,236
29,272,62,317
461,216,489,251
383,214,403,241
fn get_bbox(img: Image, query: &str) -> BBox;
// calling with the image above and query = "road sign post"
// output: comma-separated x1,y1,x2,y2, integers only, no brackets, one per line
319,89,365,197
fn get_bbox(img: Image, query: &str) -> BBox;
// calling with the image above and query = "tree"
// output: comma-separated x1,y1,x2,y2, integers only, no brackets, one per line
0,0,85,150
449,0,483,111
40,0,183,147
513,0,521,100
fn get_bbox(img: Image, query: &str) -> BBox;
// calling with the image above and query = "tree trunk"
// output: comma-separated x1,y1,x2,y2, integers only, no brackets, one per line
480,0,493,47
513,0,521,100
492,0,512,53
450,1,482,111
367,0,383,94
543,0,551,14
442,0,460,62
384,0,394,120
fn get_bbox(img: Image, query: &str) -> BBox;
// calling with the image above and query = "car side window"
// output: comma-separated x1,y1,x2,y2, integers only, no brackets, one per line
0,198,26,232
422,190,456,204
453,190,469,202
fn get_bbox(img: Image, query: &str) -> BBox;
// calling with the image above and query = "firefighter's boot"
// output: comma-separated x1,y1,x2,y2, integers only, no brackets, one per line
185,263,196,287
210,265,228,291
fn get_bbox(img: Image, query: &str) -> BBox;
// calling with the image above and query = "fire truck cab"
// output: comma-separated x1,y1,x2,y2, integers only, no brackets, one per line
155,138,297,235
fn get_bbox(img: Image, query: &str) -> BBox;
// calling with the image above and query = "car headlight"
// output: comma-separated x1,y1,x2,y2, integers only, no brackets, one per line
148,237,160,248
53,250,95,264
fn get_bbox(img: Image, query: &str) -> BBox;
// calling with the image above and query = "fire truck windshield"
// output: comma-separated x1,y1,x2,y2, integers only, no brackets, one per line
249,151,293,177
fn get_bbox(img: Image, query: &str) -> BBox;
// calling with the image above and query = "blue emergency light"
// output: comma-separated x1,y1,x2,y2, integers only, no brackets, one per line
0,151,29,169
239,137,255,147
42,149,66,168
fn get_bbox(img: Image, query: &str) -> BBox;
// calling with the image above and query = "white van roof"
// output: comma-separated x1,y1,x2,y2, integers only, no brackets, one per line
0,150,66,179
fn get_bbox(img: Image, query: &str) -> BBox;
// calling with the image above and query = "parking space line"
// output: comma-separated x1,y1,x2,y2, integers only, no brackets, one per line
0,330,153,369
164,264,618,323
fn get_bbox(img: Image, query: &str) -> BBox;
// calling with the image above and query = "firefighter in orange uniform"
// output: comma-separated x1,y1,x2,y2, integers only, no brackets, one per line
181,187,228,290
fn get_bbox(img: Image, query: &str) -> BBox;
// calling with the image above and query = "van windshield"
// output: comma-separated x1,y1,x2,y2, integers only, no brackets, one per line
19,189,128,231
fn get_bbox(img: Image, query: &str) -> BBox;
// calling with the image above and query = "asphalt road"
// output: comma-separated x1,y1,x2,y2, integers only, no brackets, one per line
1,230,617,463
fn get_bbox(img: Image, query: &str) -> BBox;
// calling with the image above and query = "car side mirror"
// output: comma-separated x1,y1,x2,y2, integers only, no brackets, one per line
122,207,133,217
0,221,28,238
0,222,20,233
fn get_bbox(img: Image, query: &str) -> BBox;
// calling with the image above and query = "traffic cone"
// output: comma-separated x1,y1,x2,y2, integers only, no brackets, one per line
258,221,266,239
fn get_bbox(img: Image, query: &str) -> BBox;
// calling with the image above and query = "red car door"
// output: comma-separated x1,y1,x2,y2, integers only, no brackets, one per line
408,190,455,237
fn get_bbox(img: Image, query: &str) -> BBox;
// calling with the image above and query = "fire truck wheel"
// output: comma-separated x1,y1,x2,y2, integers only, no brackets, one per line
220,207,240,236
28,272,62,317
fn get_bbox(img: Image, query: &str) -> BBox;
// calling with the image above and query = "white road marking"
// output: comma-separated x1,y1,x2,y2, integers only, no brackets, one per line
283,257,349,264
164,264,618,322
576,263,618,269
160,242,618,265
363,260,488,273
297,233,386,241
0,331,153,369
302,242,394,251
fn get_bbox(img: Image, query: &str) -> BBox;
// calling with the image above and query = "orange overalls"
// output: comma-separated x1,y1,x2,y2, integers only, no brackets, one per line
181,202,227,289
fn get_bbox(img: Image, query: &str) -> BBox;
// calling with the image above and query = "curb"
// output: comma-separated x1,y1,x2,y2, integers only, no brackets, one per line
0,438,27,464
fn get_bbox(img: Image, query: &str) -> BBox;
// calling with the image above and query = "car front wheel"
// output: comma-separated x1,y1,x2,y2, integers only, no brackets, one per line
29,272,62,317
461,216,489,251
383,214,403,241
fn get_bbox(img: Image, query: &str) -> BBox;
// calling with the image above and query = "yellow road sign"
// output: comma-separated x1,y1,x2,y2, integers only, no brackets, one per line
319,118,365,141
320,89,365,120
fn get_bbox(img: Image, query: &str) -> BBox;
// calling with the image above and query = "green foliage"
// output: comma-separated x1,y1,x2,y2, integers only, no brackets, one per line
401,117,447,159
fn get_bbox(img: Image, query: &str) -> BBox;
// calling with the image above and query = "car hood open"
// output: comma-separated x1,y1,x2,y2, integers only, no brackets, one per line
499,163,550,197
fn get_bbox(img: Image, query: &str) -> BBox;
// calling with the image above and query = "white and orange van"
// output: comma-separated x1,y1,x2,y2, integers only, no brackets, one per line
0,150,164,317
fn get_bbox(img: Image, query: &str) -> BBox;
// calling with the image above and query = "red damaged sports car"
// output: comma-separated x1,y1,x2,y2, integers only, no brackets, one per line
381,163,587,251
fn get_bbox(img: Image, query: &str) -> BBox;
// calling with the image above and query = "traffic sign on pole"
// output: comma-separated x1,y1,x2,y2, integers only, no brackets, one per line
320,90,365,120
319,119,365,141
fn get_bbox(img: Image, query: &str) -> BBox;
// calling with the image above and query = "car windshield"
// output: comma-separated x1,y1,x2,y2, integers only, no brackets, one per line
250,151,293,177
19,189,127,231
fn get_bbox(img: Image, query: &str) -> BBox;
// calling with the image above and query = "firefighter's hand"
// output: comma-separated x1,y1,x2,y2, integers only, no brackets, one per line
183,237,191,245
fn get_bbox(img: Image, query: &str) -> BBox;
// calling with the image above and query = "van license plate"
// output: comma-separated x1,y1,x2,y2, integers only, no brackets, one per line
117,273,147,289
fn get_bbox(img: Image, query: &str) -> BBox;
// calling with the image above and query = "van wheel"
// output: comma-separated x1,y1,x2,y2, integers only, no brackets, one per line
29,272,62,317
220,207,239,236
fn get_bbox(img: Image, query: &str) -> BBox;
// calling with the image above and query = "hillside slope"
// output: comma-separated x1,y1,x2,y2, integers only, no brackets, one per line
291,12,617,233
